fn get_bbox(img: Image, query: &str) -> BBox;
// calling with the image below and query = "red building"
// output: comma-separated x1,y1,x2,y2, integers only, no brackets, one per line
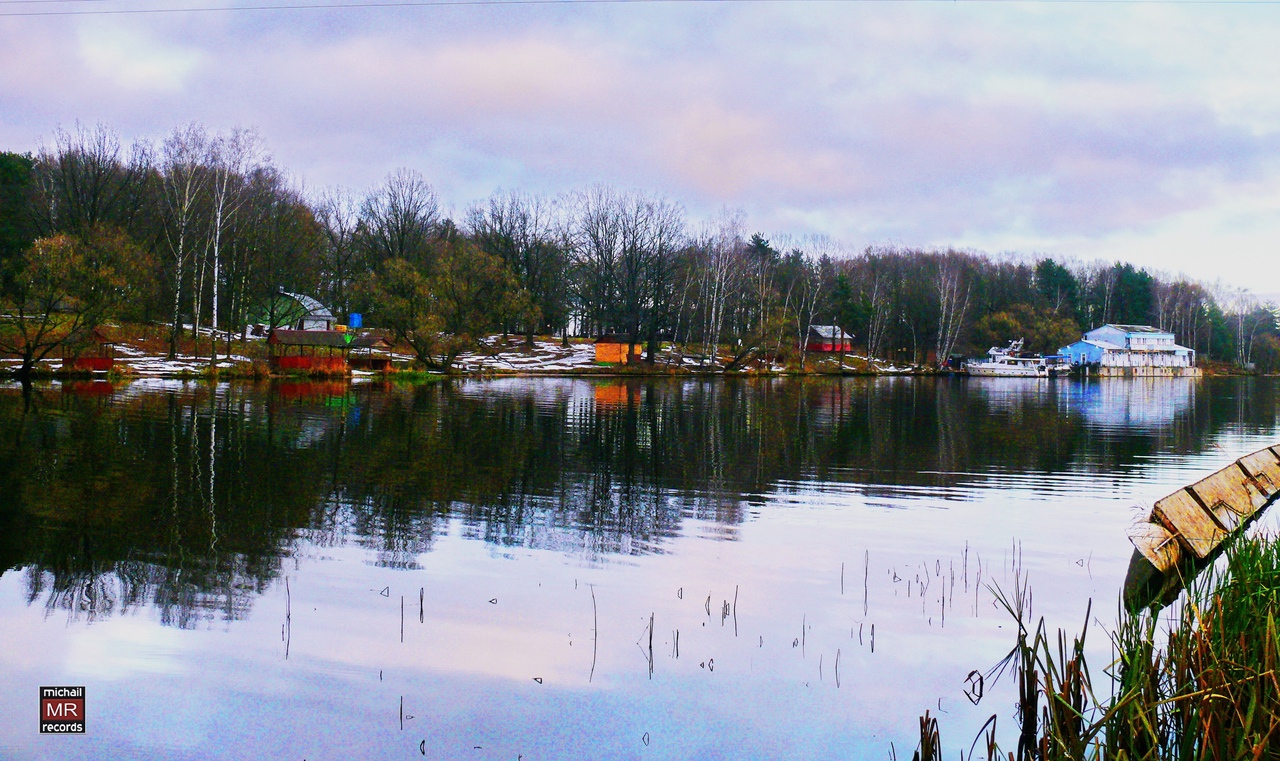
805,325,853,353
267,329,353,372
60,327,115,373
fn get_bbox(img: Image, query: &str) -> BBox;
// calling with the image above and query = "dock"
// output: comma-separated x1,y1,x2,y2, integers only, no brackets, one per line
1125,444,1280,609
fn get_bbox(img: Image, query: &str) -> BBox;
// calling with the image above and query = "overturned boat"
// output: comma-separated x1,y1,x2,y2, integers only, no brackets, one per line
1124,444,1280,610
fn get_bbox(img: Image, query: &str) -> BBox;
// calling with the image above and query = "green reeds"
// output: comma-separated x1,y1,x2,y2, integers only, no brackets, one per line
912,533,1280,761
1108,534,1280,760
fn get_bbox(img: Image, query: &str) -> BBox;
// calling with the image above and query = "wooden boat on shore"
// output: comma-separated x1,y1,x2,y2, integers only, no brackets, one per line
1124,444,1280,610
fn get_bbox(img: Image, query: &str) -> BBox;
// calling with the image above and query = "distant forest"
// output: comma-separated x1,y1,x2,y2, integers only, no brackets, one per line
1,123,1277,374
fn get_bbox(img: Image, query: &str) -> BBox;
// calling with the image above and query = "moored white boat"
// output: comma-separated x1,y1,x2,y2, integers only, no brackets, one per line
964,339,1063,377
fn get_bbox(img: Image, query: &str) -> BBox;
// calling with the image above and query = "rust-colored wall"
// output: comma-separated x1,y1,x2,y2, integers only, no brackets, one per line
804,341,853,353
63,358,114,372
271,356,349,372
594,342,639,364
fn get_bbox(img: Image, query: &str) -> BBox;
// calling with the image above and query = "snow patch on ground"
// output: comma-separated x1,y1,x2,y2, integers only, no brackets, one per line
4,332,922,378
123,354,252,376
453,341,599,372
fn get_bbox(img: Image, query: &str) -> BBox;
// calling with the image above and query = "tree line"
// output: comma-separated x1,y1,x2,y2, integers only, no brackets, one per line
1,122,1277,376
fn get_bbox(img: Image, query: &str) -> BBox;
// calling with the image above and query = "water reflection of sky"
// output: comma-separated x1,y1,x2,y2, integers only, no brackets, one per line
0,377,1277,760
968,376,1198,433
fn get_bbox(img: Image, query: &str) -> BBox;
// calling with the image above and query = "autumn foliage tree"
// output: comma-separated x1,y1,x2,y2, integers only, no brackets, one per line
970,304,1081,356
365,234,534,371
0,226,145,377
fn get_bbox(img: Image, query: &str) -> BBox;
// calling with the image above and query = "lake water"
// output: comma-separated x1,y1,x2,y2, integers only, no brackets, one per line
2,376,1278,760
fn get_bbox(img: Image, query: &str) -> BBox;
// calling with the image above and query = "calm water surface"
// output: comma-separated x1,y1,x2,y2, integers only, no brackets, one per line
2,376,1278,760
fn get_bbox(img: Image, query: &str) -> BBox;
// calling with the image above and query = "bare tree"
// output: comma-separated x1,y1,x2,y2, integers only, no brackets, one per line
158,124,211,359
468,190,568,344
569,185,623,338
934,250,972,366
1226,288,1272,367
31,123,150,238
695,209,746,365
1079,261,1118,328
785,237,834,368
206,128,263,366
636,195,684,360
359,169,440,270
314,186,361,321
230,166,326,333
855,249,896,359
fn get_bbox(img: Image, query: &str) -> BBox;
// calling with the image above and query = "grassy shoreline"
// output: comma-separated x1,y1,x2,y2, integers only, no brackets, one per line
3,324,1267,381
6,365,1269,382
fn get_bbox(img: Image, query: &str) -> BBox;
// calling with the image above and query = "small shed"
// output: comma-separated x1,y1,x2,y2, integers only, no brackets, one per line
594,333,642,365
805,325,853,353
267,329,353,372
60,327,115,372
348,334,396,372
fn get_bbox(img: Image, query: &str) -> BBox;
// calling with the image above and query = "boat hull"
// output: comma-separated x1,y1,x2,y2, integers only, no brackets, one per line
965,364,1047,377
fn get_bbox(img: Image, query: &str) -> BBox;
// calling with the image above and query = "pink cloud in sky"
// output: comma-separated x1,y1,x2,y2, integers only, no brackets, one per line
0,1,1277,287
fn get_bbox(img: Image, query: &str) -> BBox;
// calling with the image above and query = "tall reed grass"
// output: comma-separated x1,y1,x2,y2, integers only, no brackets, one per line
912,534,1280,761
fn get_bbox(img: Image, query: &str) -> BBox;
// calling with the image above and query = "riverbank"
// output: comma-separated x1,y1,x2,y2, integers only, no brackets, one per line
0,325,929,379
5,324,1269,381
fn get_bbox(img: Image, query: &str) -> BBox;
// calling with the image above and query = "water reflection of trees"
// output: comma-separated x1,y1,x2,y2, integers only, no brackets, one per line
0,377,1275,625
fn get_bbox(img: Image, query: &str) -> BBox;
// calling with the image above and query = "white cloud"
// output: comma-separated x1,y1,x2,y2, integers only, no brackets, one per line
1,2,1279,290
76,20,201,92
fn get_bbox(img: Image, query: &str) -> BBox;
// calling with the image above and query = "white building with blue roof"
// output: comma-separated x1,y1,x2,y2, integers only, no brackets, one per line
1059,324,1199,377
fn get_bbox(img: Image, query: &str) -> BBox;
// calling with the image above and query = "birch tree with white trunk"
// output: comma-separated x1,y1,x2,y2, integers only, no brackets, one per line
934,251,972,366
207,128,262,366
159,124,211,359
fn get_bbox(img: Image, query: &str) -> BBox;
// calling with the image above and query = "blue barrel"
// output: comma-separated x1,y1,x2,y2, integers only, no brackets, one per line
349,313,363,329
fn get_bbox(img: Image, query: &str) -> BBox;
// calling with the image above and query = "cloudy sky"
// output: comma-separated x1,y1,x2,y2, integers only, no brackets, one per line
1,0,1278,295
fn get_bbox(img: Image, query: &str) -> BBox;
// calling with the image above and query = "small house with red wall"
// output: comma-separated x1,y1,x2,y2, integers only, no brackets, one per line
267,329,353,373
594,333,642,365
60,327,115,373
805,325,854,353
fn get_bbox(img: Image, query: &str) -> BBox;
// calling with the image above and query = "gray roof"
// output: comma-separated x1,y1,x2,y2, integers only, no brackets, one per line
279,291,334,320
1064,338,1193,353
808,325,851,340
269,329,352,348
1068,338,1125,351
1104,324,1168,334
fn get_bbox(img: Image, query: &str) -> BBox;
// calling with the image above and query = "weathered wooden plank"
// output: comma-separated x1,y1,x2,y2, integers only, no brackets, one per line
1127,521,1181,573
1188,467,1257,525
1238,447,1280,499
1152,488,1227,559
1127,444,1280,611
